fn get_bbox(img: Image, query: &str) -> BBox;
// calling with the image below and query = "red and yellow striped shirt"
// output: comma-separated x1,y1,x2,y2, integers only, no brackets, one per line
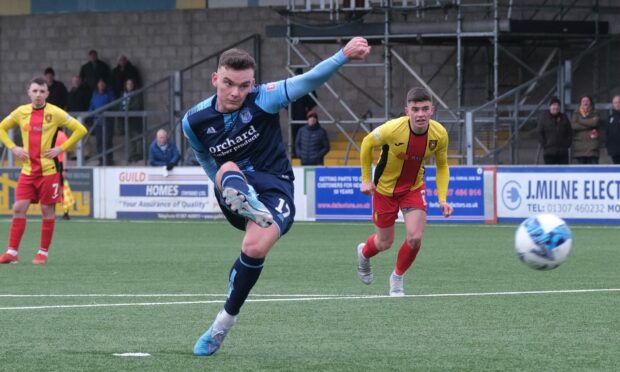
0,103,87,176
360,117,450,200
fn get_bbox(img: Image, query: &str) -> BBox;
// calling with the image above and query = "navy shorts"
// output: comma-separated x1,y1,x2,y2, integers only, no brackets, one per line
215,171,296,236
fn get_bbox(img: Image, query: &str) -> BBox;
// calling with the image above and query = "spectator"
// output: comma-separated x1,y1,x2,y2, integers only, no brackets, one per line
606,95,620,164
571,95,600,164
110,55,142,97
537,97,572,165
295,111,330,165
67,76,92,112
121,79,145,162
149,128,180,170
79,50,111,91
89,79,116,165
290,68,317,156
44,67,68,109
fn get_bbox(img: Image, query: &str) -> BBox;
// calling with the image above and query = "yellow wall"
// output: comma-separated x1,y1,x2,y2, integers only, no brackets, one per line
0,0,31,15
176,0,206,9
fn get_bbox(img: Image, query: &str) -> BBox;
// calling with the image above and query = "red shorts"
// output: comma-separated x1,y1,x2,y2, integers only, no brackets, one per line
16,173,62,204
372,185,427,228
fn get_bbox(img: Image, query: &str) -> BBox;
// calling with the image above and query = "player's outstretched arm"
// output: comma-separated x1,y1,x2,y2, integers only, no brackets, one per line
283,37,371,103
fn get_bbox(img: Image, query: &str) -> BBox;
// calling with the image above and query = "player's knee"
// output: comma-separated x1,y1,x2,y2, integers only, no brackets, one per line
375,238,393,251
241,243,268,259
406,236,422,249
12,204,28,216
219,161,240,173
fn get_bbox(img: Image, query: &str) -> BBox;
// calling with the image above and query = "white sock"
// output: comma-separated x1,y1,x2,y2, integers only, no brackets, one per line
37,250,49,256
7,249,18,256
215,309,237,330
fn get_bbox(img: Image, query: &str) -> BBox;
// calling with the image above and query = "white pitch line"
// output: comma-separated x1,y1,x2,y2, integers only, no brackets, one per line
0,293,352,298
0,288,618,311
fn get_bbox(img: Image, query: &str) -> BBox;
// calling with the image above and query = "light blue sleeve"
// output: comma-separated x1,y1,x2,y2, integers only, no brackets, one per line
182,115,218,182
256,49,348,114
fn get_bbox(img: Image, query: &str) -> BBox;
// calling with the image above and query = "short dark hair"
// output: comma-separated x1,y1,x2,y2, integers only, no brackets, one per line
44,67,55,76
218,48,256,71
549,97,561,106
88,49,98,56
30,77,48,88
406,87,432,103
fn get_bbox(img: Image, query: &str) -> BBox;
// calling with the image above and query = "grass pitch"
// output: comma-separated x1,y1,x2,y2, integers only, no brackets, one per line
0,219,618,371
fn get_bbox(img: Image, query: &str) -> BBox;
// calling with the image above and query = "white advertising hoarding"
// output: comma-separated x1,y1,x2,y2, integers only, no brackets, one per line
497,166,620,224
102,167,222,220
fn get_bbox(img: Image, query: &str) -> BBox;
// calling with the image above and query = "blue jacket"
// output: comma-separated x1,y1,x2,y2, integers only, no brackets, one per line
89,89,115,111
295,122,330,165
149,140,180,166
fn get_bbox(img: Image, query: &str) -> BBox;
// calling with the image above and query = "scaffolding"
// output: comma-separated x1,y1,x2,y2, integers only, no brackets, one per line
272,0,618,165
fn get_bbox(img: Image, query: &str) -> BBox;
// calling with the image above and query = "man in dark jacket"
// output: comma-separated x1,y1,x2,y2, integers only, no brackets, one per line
537,97,572,164
295,111,330,165
44,67,68,109
67,76,92,112
79,50,110,91
607,95,620,164
110,55,142,97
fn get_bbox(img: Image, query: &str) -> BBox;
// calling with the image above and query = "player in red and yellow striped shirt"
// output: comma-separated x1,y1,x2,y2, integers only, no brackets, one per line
0,77,87,265
356,87,454,296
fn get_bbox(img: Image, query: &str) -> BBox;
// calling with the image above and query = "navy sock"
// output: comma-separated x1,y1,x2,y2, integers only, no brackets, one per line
221,171,250,195
224,252,265,316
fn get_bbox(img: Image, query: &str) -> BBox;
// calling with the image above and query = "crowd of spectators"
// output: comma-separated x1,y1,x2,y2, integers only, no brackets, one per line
37,49,620,167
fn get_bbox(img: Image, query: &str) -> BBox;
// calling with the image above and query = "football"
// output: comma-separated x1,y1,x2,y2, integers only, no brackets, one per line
515,213,572,270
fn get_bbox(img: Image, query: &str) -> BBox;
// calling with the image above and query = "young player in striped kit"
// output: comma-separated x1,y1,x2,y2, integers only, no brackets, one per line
0,77,87,265
356,87,454,296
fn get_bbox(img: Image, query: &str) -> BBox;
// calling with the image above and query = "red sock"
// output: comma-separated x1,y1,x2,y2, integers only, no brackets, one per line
8,217,27,251
40,219,56,252
362,234,380,258
394,240,421,276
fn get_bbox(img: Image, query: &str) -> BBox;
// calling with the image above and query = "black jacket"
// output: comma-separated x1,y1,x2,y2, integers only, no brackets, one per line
295,123,330,165
111,62,142,97
537,111,572,156
79,59,111,90
48,80,68,109
67,84,92,112
607,110,620,157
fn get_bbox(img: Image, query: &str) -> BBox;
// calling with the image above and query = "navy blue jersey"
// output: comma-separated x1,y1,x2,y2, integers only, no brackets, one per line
183,88,293,180
182,49,348,183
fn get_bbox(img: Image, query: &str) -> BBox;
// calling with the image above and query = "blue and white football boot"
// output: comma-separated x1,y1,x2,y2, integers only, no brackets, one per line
222,186,273,228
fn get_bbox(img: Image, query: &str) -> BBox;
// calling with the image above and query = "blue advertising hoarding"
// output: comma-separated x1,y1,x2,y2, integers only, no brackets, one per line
425,166,485,222
315,166,486,222
315,167,371,220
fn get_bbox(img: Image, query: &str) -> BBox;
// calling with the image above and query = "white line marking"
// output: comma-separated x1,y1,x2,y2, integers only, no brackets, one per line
0,293,349,298
0,288,617,311
112,353,151,357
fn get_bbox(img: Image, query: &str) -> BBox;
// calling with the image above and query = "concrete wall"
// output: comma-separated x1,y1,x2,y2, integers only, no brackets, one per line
1,6,619,165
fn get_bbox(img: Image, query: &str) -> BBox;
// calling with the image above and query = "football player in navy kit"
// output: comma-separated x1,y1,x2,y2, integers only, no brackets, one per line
183,37,371,356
